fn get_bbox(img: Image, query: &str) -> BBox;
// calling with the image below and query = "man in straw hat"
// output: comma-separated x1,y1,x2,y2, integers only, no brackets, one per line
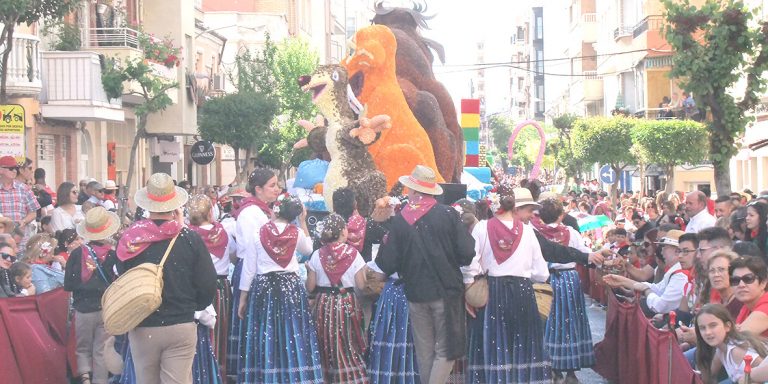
64,206,121,384
114,173,216,384
375,165,476,384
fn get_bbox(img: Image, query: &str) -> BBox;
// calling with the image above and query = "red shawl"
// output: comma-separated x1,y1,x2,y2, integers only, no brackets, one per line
259,222,299,268
346,213,367,252
531,214,571,246
401,196,437,225
116,219,182,262
487,217,524,264
233,196,273,220
80,243,111,283
319,242,357,286
190,222,229,259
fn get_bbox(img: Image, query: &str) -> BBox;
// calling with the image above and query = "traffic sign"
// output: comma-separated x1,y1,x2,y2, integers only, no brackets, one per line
0,104,25,162
190,140,215,165
599,165,616,184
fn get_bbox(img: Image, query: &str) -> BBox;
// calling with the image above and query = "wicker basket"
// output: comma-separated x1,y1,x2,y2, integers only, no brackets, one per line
533,283,553,320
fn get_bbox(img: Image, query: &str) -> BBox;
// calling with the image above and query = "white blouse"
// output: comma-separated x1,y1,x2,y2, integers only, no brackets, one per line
50,205,84,232
198,223,235,275
235,205,269,261
239,221,313,291
308,249,366,288
461,219,549,284
550,225,591,270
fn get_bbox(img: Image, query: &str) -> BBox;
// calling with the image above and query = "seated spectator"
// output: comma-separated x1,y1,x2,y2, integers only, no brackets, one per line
24,233,64,294
730,256,768,336
603,230,693,316
10,262,34,296
39,216,54,235
0,242,16,297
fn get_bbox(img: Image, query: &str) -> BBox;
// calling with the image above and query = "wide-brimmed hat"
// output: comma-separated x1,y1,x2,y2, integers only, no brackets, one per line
227,184,249,198
77,206,120,241
537,191,559,203
398,165,443,195
513,188,541,209
655,229,684,248
134,173,189,212
103,180,118,190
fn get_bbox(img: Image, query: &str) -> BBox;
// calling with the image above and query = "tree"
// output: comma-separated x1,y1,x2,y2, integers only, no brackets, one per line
572,116,636,198
489,115,513,169
101,33,180,219
663,0,768,195
0,0,78,103
551,113,584,192
197,91,278,181
632,120,709,193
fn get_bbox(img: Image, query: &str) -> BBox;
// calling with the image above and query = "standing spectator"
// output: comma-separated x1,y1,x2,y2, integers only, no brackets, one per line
50,182,84,232
376,165,476,384
82,181,105,213
0,156,40,254
730,207,749,241
715,195,734,230
15,157,33,186
744,201,768,257
65,207,120,384
685,191,717,233
77,179,91,205
115,173,216,384
632,210,657,243
682,91,700,120
32,168,54,217
203,187,221,222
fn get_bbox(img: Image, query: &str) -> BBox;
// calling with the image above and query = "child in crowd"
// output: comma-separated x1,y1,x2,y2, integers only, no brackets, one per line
695,303,768,383
10,262,34,296
306,213,368,383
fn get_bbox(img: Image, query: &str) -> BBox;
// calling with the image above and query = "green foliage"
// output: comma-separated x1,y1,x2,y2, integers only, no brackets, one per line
572,116,636,170
198,91,278,152
551,113,584,183
631,119,709,167
488,115,556,171
663,0,768,194
42,21,81,51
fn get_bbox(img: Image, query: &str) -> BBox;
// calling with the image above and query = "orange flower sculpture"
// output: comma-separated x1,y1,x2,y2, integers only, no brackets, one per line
343,25,444,191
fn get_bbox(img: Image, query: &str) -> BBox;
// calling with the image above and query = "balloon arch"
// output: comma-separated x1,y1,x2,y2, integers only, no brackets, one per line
507,120,547,179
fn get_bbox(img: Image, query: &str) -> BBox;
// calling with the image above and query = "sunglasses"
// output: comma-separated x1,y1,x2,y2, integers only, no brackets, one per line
730,273,759,286
1,253,14,261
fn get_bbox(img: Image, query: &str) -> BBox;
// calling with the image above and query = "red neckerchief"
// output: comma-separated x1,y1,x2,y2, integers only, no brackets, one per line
116,219,182,261
401,196,437,225
530,214,570,246
671,267,695,296
487,216,524,264
103,194,117,203
81,243,111,283
346,213,367,252
319,242,357,286
258,222,299,268
233,196,273,219
190,222,229,259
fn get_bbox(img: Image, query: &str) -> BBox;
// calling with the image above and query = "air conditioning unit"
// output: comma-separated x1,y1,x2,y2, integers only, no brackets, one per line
213,74,226,91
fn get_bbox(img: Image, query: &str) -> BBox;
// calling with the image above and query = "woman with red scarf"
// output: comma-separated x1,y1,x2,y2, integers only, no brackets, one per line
187,194,234,377
226,169,280,379
236,194,321,383
306,213,368,383
462,184,551,383
64,207,120,384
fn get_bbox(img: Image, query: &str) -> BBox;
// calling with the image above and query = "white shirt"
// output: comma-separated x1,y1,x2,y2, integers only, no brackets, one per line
239,221,313,291
50,205,84,232
550,226,591,270
198,223,235,275
101,199,116,211
461,219,549,284
235,205,269,261
685,209,716,233
716,340,763,383
308,249,366,288
642,261,688,314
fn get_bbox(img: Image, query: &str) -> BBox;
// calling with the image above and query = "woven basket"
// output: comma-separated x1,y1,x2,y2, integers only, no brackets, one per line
533,283,553,320
101,262,165,335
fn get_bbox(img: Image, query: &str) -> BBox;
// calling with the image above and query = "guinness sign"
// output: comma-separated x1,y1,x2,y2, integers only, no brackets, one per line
191,140,215,165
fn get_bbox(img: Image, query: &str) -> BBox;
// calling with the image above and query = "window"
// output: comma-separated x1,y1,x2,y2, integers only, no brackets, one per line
536,16,543,39
535,50,544,74
517,26,525,42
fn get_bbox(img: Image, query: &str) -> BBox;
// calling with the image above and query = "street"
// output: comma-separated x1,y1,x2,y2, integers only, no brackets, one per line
578,296,610,384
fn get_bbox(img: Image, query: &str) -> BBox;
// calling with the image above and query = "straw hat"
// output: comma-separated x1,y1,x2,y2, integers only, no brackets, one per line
103,180,118,190
398,165,443,195
77,206,120,241
513,188,541,209
655,229,684,248
134,173,189,213
227,184,249,198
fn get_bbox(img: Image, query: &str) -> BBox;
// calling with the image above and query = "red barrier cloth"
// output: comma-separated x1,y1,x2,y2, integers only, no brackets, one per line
594,291,703,384
0,288,71,383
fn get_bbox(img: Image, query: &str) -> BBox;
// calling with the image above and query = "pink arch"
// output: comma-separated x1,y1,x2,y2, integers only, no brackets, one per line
507,120,547,179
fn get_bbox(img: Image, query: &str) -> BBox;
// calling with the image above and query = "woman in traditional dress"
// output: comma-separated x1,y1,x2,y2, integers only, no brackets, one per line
237,194,322,383
463,185,551,384
226,169,280,379
534,198,595,384
188,194,235,377
306,213,368,384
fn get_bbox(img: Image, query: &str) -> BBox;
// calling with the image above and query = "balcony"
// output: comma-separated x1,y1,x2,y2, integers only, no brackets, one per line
40,51,124,122
80,27,143,61
3,33,42,97
583,71,603,101
613,26,633,41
